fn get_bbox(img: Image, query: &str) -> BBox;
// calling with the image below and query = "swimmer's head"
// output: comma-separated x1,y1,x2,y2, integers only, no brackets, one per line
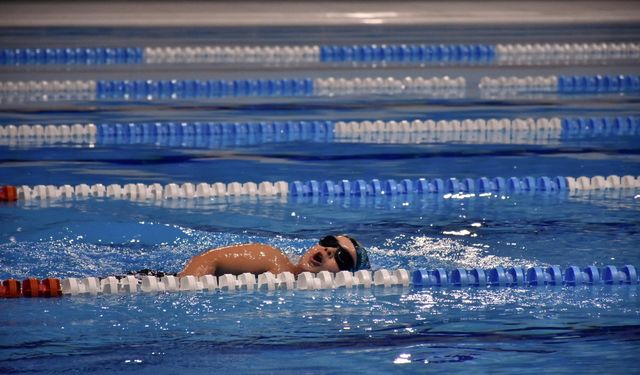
298,235,371,273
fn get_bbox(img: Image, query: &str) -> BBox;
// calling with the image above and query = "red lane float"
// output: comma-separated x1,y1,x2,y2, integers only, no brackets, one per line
40,278,62,297
0,278,62,298
22,278,40,297
0,185,17,202
2,279,21,297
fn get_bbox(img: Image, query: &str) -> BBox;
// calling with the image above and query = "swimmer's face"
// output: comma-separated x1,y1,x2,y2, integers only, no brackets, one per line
298,235,357,273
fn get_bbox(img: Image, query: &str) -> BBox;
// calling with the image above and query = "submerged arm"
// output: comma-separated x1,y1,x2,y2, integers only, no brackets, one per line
178,243,298,277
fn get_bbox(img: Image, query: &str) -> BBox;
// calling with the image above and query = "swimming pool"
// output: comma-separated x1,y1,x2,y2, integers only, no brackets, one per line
1,3,640,374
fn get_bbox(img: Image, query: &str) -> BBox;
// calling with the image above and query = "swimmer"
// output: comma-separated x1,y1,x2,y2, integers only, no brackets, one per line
177,235,370,277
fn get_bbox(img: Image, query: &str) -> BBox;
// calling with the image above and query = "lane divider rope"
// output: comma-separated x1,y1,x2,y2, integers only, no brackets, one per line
1,42,638,66
0,76,465,102
2,74,637,103
0,129,569,147
1,116,637,142
1,265,637,298
2,174,639,203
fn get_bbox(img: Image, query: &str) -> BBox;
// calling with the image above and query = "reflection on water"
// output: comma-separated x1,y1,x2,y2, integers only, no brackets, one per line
369,234,538,271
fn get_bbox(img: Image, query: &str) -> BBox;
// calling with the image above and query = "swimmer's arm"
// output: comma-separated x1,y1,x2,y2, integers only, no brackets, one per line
178,243,295,277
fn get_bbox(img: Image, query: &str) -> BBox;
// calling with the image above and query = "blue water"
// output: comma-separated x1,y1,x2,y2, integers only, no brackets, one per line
1,23,640,374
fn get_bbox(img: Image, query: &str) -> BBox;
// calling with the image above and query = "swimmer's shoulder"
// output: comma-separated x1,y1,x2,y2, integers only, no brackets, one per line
211,242,283,255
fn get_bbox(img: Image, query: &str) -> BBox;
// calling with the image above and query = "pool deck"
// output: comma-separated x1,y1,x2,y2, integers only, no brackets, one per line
1,1,639,27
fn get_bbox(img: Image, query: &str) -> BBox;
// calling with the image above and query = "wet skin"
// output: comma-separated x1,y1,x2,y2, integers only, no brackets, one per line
178,236,357,277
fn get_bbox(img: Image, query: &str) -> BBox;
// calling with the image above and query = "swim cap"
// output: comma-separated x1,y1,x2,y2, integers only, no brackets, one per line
345,236,371,271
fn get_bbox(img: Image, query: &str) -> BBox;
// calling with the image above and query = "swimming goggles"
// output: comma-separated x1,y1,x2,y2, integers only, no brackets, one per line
318,235,355,271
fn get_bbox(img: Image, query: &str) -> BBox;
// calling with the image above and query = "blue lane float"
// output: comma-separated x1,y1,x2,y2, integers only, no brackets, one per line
558,74,640,93
291,176,562,196
95,78,315,99
289,174,639,196
94,120,335,138
0,47,143,65
318,43,495,64
561,116,640,134
413,265,639,287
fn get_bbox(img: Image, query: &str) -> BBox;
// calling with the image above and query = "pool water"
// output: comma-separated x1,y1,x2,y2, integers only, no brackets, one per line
1,20,640,374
